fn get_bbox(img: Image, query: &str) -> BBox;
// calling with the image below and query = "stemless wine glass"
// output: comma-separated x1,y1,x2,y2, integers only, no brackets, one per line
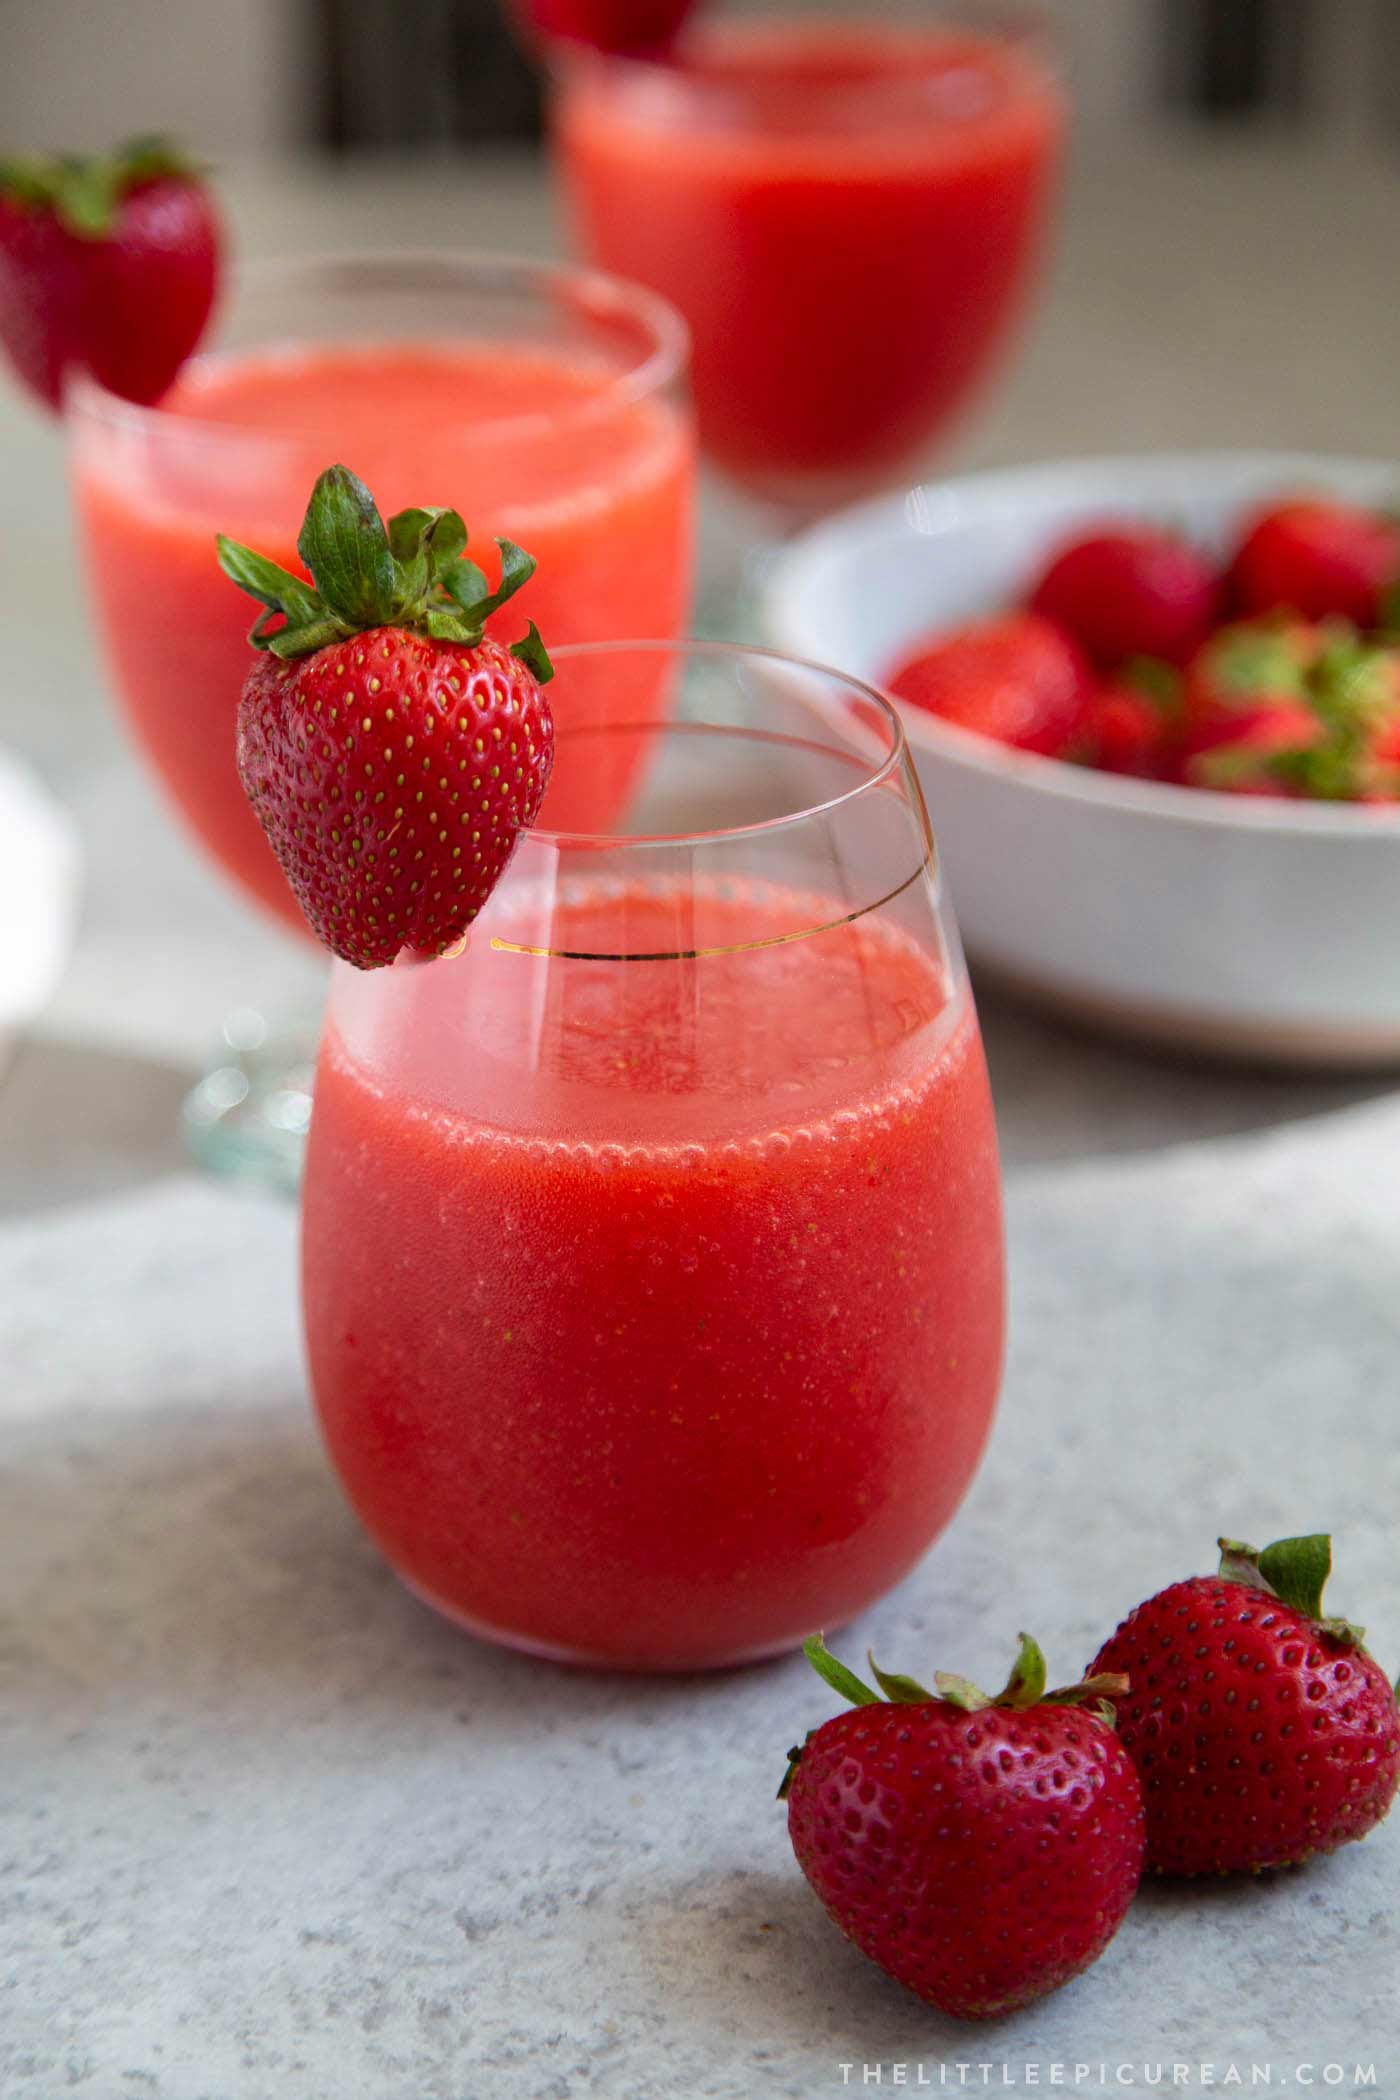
302,641,1006,1671
552,6,1065,523
65,252,695,1178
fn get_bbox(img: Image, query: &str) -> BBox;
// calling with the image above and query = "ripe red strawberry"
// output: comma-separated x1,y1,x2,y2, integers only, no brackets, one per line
1180,617,1400,798
510,0,695,52
1177,617,1324,793
0,137,219,411
1082,684,1167,778
1228,498,1400,627
1365,705,1400,800
1027,525,1219,670
781,1634,1145,2020
1075,657,1183,778
1089,1534,1400,1878
884,612,1095,758
217,465,554,968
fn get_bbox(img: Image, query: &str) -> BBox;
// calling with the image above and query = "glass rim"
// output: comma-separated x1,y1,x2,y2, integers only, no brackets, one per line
526,638,920,853
547,4,1062,94
64,248,691,448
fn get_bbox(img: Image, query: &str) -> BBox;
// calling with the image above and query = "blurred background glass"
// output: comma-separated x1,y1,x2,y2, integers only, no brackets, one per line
550,11,1065,526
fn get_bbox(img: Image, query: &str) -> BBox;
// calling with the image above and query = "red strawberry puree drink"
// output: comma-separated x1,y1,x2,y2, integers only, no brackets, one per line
68,255,693,935
301,645,1005,1669
555,14,1065,510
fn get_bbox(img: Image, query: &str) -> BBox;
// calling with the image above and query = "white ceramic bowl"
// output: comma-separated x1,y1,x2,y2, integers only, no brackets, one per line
764,451,1400,1065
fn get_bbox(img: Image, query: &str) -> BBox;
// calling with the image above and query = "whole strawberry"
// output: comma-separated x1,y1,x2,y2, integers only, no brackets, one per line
782,1634,1145,2020
0,137,219,410
884,612,1095,758
1181,617,1400,799
1176,616,1324,794
217,465,554,968
1076,656,1183,778
1229,498,1400,628
1028,524,1220,670
1089,1534,1400,1877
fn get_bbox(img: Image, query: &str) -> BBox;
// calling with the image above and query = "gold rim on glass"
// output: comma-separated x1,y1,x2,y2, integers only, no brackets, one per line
476,639,939,965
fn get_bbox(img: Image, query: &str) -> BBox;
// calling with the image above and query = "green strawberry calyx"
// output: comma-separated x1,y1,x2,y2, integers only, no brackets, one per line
0,136,202,240
1216,1532,1367,1649
1197,617,1400,800
1120,654,1184,717
216,464,553,685
1206,618,1313,705
1309,627,1399,736
777,1632,1129,1798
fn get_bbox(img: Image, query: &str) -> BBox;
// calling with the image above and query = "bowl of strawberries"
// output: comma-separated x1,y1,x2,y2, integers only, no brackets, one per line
764,452,1400,1063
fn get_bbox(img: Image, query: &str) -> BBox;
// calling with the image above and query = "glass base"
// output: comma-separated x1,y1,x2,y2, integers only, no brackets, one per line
181,1006,318,1196
693,468,820,646
692,537,782,647
397,1568,828,1675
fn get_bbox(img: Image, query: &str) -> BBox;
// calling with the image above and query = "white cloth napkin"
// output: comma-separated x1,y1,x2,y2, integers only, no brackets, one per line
0,744,80,1078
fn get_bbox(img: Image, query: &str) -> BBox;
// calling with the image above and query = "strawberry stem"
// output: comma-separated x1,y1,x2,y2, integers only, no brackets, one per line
1217,1532,1367,1648
511,621,554,686
1120,655,1183,717
993,1631,1048,1709
216,464,553,682
1258,1534,1333,1620
1042,1672,1130,1721
0,136,202,239
782,1631,1130,1795
802,1633,880,1708
867,1653,935,1704
801,1632,1127,1721
776,1736,813,1802
1216,1536,1277,1594
933,1671,993,1713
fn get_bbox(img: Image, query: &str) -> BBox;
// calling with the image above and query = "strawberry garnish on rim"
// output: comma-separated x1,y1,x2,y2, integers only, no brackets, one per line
216,465,555,970
0,135,220,410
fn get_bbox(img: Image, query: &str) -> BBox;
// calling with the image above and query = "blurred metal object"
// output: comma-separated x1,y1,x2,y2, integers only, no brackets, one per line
181,1008,317,1196
314,0,540,148
1158,0,1313,122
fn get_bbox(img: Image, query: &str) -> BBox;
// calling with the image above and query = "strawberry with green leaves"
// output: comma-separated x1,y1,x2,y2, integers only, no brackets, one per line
1178,616,1323,793
1228,498,1400,629
1180,617,1400,799
217,465,554,969
1028,523,1220,670
1295,628,1400,801
1089,1533,1400,1877
781,1633,1145,2020
1076,655,1184,778
0,137,219,411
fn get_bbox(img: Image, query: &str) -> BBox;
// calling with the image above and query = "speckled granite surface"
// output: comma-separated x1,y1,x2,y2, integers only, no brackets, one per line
4,1095,1398,2099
